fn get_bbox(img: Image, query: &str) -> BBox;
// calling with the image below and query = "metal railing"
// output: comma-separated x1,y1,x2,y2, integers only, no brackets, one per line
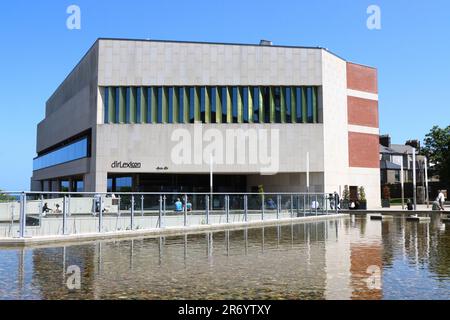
0,191,340,239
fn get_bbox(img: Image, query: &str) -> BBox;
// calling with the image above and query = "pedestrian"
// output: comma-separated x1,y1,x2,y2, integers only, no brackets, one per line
175,198,183,212
406,199,413,211
437,190,446,211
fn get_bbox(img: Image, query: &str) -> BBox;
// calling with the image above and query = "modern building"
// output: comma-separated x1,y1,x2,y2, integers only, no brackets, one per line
31,38,381,207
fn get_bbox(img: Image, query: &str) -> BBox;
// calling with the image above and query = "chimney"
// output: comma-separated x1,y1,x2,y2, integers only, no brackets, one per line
406,140,420,152
380,135,391,148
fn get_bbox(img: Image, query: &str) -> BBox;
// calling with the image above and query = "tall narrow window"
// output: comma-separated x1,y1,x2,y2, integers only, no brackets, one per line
157,87,163,124
232,87,238,123
168,87,174,124
252,87,259,123
136,87,141,123
285,87,291,123
307,87,313,123
221,87,228,123
104,87,109,124
189,87,195,123
200,87,206,123
274,87,281,123
115,87,120,123
179,87,185,123
295,87,302,123
243,87,249,123
210,87,217,123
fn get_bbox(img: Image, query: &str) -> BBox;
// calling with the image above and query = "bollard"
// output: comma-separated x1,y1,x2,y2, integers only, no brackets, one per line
184,194,188,227
19,193,26,238
99,195,104,233
205,195,210,225
130,195,135,230
159,195,163,228
63,196,68,235
277,195,281,220
244,195,248,222
290,195,294,218
303,194,306,217
315,194,318,216
225,195,230,223
261,194,265,221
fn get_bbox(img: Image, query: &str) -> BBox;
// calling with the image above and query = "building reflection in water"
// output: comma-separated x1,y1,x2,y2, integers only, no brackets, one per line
3,215,447,300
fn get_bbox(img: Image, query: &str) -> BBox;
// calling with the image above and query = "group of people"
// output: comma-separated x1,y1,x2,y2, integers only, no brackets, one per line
174,197,192,213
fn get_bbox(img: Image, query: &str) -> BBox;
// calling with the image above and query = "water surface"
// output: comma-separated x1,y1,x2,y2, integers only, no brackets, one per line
0,216,449,300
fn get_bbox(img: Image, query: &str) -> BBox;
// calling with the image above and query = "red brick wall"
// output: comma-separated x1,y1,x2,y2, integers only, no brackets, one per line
348,96,379,128
348,132,380,168
347,63,378,94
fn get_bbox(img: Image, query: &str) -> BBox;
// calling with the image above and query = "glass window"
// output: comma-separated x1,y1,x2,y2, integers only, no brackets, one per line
104,87,109,123
33,137,89,171
168,87,174,124
189,87,195,123
179,87,185,123
307,87,313,123
296,87,302,123
274,87,281,123
252,87,259,123
60,181,70,192
210,87,217,123
221,87,228,123
200,87,206,123
243,87,249,123
232,87,238,123
157,87,163,124
115,87,120,123
285,87,291,123
136,87,141,123
116,177,132,192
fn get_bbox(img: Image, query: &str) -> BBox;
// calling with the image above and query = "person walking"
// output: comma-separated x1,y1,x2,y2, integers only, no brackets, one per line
437,190,446,211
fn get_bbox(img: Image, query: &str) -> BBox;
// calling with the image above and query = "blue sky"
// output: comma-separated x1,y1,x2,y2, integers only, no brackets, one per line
0,0,449,191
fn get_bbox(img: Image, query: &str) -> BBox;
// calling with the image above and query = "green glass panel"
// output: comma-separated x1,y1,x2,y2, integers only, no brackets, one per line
173,87,179,124
183,87,189,123
151,87,157,124
237,87,243,123
108,87,115,123
227,87,232,124
259,87,264,124
313,87,318,123
130,87,137,124
140,87,147,124
216,87,222,124
270,87,275,123
119,87,126,123
302,87,307,124
280,87,286,124
290,87,296,124
205,87,211,124
248,87,253,124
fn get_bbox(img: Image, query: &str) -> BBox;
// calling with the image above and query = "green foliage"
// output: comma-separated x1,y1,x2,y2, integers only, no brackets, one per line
422,125,450,188
358,186,366,202
0,190,15,202
343,185,350,201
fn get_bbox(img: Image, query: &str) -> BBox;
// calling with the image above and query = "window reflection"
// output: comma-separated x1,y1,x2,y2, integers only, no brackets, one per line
33,138,88,171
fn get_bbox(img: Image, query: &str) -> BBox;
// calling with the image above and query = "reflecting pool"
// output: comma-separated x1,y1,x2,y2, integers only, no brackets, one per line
0,216,449,300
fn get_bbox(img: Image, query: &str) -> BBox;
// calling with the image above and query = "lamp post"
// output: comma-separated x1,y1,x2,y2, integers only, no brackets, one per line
412,148,417,211
424,157,429,208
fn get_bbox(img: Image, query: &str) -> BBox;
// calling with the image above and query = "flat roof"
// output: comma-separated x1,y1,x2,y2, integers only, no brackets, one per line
97,37,347,61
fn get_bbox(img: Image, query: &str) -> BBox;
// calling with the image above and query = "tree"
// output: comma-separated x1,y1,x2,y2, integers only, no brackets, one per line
422,125,450,188
0,190,15,202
